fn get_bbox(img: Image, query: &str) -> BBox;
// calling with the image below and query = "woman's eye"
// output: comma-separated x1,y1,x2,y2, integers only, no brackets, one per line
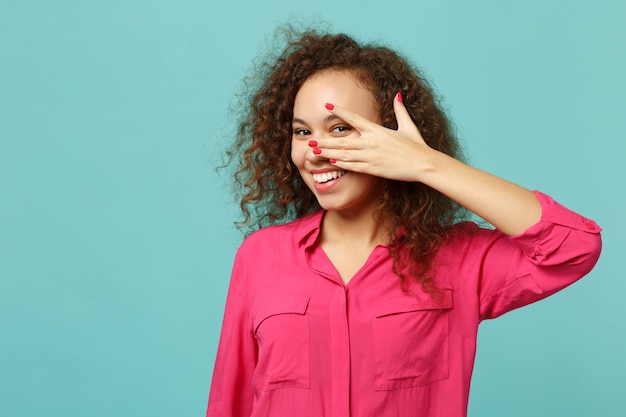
332,125,352,134
293,128,311,136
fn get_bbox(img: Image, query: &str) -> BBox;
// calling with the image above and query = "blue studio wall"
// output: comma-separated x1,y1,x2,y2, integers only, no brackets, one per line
1,1,624,416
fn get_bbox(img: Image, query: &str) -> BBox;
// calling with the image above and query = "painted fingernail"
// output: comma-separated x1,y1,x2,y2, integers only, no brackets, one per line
313,148,322,155
330,158,337,164
325,103,334,110
396,92,403,103
308,140,318,147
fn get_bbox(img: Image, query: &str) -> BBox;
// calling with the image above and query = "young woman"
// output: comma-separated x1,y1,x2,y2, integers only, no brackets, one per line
206,29,602,417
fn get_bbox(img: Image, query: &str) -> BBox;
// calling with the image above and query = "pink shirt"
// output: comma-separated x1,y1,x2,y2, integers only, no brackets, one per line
207,191,601,417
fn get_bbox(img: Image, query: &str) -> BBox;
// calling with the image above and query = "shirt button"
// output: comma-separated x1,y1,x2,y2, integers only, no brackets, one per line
582,219,596,231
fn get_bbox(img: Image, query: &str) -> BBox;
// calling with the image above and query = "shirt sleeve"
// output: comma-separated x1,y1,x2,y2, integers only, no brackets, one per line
476,190,602,320
206,246,256,417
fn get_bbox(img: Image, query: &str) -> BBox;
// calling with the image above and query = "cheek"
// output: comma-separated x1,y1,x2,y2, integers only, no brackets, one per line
290,140,307,169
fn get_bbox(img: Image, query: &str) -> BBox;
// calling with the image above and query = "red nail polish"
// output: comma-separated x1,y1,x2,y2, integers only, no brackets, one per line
330,158,337,164
313,148,322,155
396,92,403,103
308,140,318,147
325,103,334,110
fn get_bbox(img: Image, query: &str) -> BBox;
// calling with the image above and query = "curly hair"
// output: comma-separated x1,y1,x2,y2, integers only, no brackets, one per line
226,26,468,289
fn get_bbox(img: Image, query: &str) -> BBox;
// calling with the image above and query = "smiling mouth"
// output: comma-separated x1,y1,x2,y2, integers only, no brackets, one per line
312,170,346,183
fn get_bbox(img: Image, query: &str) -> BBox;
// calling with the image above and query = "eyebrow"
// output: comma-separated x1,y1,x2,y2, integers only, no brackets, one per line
292,114,344,125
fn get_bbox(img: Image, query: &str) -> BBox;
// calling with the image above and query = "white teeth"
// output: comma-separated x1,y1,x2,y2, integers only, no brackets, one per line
312,170,346,183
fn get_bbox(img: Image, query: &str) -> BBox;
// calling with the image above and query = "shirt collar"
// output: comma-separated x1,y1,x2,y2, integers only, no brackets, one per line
292,210,396,250
292,210,326,250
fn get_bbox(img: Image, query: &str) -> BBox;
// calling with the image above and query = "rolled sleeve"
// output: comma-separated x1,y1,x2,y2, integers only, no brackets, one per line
510,191,602,268
477,191,602,320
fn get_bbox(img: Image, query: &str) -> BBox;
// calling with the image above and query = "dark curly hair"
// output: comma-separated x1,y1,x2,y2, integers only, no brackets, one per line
226,26,468,289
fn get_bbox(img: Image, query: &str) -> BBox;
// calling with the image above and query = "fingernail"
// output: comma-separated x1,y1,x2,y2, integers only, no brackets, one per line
325,103,334,110
396,92,403,103
308,140,318,147
313,148,322,155
330,158,337,164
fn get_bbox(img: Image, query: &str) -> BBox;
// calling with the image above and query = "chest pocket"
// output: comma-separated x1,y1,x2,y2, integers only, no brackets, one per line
253,296,310,393
372,289,453,390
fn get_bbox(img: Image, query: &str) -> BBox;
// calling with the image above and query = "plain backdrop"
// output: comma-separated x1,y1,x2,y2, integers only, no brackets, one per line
1,0,624,416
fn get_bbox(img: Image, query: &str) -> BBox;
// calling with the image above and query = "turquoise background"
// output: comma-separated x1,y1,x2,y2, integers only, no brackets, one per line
1,0,624,416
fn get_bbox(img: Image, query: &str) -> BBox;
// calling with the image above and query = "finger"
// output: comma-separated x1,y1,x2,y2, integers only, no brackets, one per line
393,92,421,136
329,158,369,174
329,157,388,178
312,137,366,151
315,148,368,164
324,102,375,133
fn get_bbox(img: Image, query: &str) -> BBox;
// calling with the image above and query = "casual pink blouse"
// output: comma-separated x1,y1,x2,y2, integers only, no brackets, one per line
206,191,601,417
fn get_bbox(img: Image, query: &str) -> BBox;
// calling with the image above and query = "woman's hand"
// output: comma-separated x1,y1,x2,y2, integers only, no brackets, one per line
313,93,542,236
313,93,437,183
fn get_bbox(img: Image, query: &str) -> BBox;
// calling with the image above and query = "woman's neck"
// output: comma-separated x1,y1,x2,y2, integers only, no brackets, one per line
318,204,389,284
320,206,387,249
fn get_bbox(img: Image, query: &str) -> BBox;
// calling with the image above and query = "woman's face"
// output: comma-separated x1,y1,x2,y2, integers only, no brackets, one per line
291,69,383,215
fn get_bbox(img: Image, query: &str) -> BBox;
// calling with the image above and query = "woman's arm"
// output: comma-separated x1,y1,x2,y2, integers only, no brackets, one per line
418,151,541,236
462,191,602,319
207,249,256,417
